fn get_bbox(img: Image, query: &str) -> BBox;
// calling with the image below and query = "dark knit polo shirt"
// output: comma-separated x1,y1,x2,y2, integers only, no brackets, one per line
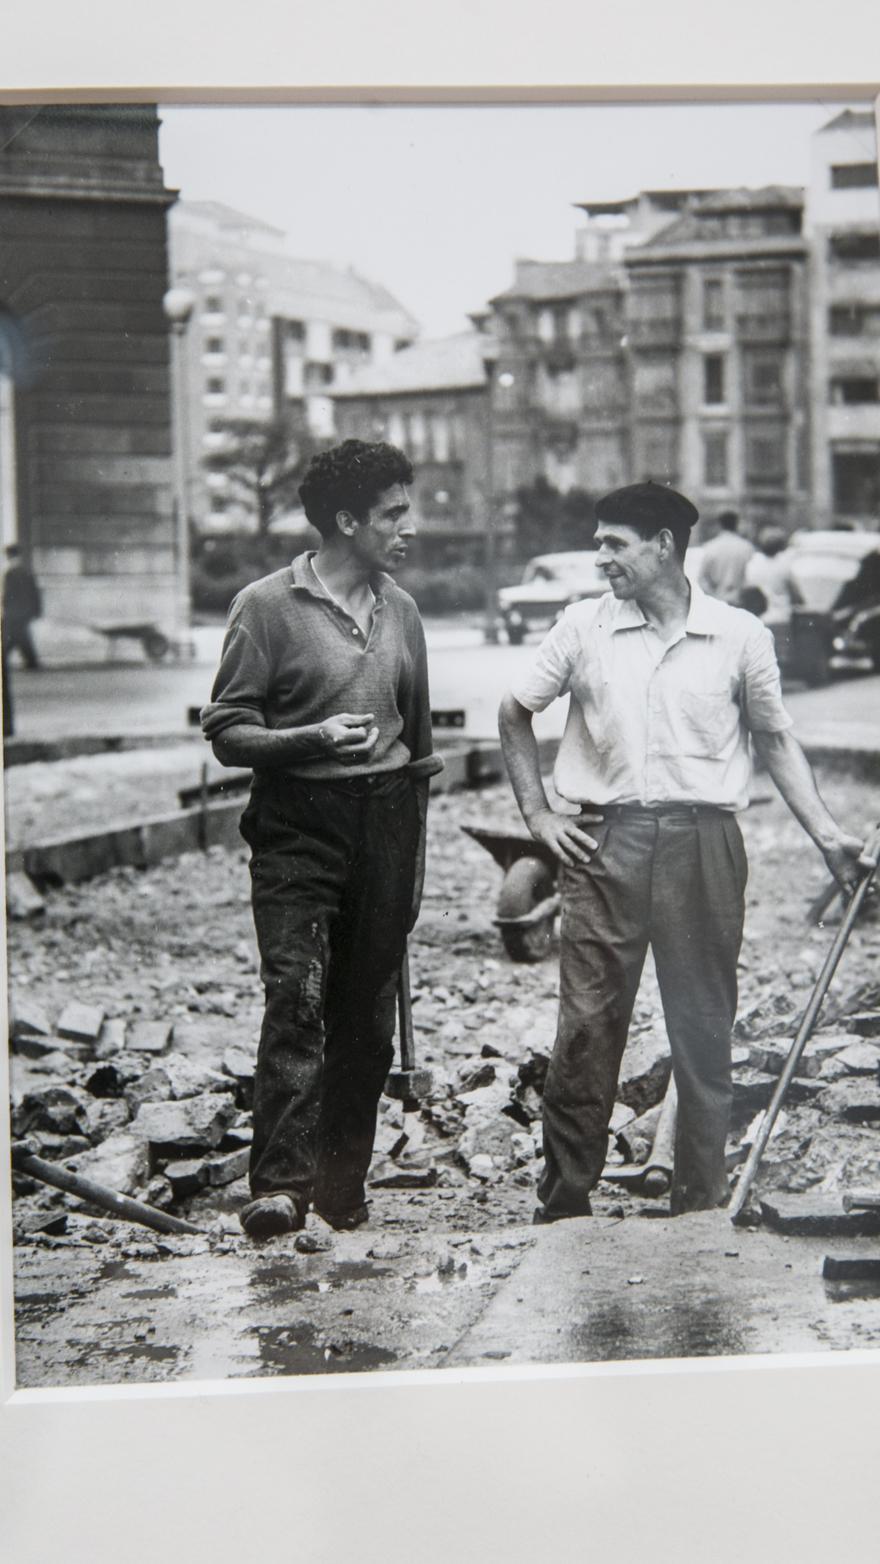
201,552,442,782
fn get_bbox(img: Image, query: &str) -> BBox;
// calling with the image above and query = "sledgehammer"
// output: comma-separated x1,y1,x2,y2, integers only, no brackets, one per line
385,942,433,1110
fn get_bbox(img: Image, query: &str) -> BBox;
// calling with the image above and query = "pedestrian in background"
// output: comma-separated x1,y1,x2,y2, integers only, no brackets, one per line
202,439,442,1240
499,482,866,1223
697,509,754,606
2,543,42,670
741,524,804,664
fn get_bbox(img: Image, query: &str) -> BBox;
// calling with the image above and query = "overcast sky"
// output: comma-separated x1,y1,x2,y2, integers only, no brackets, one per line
158,100,868,337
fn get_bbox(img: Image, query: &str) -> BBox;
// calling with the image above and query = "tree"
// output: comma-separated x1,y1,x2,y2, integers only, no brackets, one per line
513,476,597,561
204,416,322,537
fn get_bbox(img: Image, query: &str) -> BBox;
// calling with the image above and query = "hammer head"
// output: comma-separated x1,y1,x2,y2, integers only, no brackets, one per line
385,1067,433,1108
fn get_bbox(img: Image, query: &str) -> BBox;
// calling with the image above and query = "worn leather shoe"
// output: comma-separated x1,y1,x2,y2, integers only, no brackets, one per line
240,1193,305,1239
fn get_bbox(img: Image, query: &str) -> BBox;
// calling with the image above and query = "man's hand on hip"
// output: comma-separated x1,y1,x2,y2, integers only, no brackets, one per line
525,807,603,867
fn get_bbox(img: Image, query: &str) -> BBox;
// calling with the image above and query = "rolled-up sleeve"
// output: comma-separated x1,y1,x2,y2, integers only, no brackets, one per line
509,613,578,713
740,620,794,734
200,612,271,741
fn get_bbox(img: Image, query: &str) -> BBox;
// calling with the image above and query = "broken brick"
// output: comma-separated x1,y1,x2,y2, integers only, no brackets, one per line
127,1019,173,1055
10,1002,52,1044
13,1084,91,1138
67,1130,151,1197
56,1002,105,1045
201,1147,250,1187
133,1093,237,1157
837,1041,880,1076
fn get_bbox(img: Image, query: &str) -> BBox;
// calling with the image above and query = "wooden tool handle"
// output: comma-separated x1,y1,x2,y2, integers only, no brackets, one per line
397,944,416,1072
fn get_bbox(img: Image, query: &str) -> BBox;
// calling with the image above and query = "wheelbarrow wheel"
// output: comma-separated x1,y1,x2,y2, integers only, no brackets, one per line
497,855,557,963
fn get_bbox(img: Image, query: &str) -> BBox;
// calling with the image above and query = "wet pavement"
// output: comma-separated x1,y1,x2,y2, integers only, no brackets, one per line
14,1211,880,1388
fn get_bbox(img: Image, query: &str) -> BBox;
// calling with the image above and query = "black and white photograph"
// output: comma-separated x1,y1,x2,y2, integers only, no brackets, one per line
1,8,879,1555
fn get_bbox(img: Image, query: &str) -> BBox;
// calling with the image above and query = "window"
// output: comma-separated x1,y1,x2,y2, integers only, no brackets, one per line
703,430,728,486
829,304,880,338
206,377,225,394
632,355,677,413
205,337,224,354
830,377,880,405
703,278,724,331
305,362,333,388
831,163,879,189
745,353,784,406
703,355,725,404
285,320,305,342
829,231,880,263
204,295,223,313
746,428,787,484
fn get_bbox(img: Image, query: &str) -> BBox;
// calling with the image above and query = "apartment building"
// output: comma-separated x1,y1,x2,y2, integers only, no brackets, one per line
624,185,811,533
167,200,418,530
332,331,490,559
805,108,880,525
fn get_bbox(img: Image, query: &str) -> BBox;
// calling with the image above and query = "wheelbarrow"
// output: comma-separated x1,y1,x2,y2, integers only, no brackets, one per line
461,824,560,962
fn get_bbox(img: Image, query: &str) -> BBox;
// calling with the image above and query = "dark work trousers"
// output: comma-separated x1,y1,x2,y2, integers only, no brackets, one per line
239,770,419,1214
538,805,748,1218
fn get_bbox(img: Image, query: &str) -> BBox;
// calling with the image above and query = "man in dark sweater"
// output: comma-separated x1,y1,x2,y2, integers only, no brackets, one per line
202,440,442,1239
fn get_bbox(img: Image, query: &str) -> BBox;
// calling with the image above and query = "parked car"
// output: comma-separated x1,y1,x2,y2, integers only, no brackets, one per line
497,551,605,643
783,529,880,684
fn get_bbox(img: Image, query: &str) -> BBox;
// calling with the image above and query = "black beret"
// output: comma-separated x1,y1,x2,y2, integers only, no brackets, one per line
596,481,699,531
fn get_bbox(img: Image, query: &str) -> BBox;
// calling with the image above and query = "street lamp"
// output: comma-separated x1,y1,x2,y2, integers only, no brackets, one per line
162,285,196,645
481,339,514,644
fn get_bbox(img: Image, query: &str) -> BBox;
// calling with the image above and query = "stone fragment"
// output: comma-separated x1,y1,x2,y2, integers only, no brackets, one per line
846,1012,880,1039
617,1034,670,1115
458,1114,525,1173
15,1209,68,1239
466,1153,496,1181
10,1002,52,1044
84,1098,131,1143
13,1084,91,1138
295,1229,332,1254
86,1062,136,1099
456,1059,496,1093
31,1131,92,1160
133,1093,237,1157
57,1002,105,1045
125,1054,234,1108
221,1047,256,1108
201,1147,250,1187
731,1069,777,1111
368,1159,438,1189
817,1077,880,1123
374,1120,408,1159
759,1191,880,1237
517,1049,550,1092
7,871,47,920
93,1018,128,1060
838,1041,880,1075
368,1237,405,1261
67,1130,151,1196
142,1175,175,1211
220,1121,253,1151
128,1019,173,1055
165,1159,208,1198
609,1101,636,1135
616,1101,663,1162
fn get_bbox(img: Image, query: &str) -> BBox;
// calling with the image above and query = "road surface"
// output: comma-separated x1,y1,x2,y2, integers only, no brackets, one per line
6,621,880,752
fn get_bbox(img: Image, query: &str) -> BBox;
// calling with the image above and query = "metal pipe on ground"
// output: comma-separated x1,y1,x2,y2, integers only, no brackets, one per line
12,1144,205,1237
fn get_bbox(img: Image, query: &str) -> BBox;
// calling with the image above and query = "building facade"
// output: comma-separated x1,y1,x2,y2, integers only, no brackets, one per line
332,331,490,560
0,104,180,630
805,109,880,525
624,185,812,534
167,200,418,531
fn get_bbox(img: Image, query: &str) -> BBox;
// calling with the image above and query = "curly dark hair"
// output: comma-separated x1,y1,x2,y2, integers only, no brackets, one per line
298,439,414,537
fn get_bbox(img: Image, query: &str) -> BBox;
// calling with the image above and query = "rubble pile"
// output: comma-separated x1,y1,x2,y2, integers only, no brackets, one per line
6,771,880,1251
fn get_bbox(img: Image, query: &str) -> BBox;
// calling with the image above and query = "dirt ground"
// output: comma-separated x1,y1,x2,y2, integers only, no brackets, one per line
6,760,880,1385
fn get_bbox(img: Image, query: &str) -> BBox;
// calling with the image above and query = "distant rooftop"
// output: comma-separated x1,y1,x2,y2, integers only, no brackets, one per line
333,332,487,397
172,199,286,237
491,257,620,304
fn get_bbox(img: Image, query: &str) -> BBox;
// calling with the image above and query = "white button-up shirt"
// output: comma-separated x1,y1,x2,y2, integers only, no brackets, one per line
510,584,792,811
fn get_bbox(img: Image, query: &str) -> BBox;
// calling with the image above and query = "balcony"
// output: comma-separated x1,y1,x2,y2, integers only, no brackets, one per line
734,311,791,343
627,317,682,348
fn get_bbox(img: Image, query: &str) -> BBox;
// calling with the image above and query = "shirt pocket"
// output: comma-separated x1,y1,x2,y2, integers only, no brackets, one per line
676,688,734,757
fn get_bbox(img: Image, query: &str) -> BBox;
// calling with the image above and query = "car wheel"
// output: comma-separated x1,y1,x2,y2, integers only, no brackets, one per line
496,856,557,962
506,623,525,646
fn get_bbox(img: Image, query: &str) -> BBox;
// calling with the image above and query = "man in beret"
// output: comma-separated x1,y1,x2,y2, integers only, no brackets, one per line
499,481,866,1220
202,439,442,1240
